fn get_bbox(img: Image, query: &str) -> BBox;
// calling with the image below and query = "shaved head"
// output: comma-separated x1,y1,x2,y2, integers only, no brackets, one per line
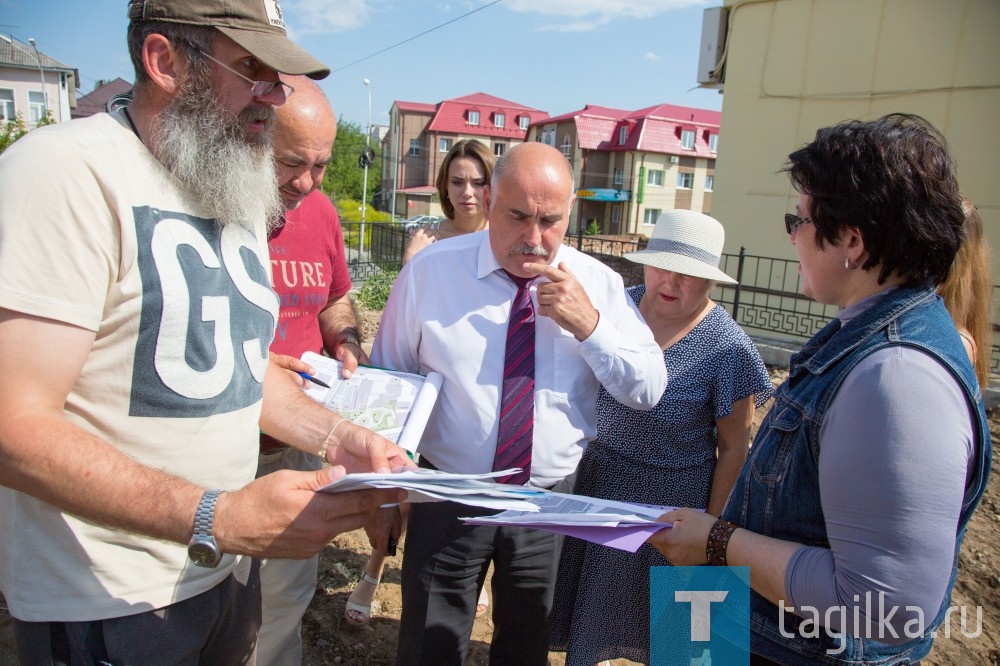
274,77,336,149
273,77,337,211
485,141,576,278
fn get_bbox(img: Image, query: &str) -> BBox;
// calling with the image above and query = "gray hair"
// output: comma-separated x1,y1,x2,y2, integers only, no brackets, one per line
127,21,215,92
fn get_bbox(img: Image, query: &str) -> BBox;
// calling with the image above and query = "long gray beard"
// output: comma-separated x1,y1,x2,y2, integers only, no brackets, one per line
151,83,282,233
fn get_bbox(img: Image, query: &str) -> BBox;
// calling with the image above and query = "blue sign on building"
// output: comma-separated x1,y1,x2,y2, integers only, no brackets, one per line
576,188,631,202
650,566,751,665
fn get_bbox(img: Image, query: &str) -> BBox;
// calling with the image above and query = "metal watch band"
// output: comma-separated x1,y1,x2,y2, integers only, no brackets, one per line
193,489,222,538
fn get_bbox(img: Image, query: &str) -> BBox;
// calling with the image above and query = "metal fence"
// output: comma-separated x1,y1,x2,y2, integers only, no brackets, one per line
342,221,409,283
342,222,1000,373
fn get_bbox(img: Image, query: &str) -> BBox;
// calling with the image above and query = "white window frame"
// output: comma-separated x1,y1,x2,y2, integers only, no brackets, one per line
677,172,694,189
560,135,572,159
494,113,505,128
705,175,714,191
613,167,623,186
643,208,662,225
708,133,719,153
28,90,46,123
647,169,664,187
468,110,480,126
439,137,452,153
409,139,420,157
0,89,14,122
681,129,696,150
618,126,627,145
494,143,505,157
611,205,621,224
519,115,529,130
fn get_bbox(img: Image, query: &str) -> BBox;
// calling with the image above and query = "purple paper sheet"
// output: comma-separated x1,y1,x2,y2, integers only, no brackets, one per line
540,522,672,552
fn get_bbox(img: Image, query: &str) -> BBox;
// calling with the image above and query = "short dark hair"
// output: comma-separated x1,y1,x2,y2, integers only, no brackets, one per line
783,113,963,287
436,139,495,220
127,21,215,90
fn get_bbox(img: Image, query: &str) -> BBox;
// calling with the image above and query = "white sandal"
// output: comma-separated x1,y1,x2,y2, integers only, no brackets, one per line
344,572,380,627
475,587,490,618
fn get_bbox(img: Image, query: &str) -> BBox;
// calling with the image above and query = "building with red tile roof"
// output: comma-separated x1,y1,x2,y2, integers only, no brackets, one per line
530,102,721,235
379,93,548,217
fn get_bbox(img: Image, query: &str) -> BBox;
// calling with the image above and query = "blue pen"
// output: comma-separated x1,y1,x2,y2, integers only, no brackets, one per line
298,372,330,388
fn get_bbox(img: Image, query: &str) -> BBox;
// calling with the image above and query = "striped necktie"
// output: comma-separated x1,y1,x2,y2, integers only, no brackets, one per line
492,271,536,485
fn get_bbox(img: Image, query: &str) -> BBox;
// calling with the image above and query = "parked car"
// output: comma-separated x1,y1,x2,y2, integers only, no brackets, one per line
402,215,442,232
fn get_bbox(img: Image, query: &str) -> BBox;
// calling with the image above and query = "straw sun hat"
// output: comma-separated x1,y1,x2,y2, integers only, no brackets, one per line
624,210,737,284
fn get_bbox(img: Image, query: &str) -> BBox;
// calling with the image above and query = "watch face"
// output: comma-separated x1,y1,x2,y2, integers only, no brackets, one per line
188,539,222,568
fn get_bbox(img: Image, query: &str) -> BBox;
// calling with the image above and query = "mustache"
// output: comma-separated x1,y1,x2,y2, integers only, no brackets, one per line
240,103,275,128
509,244,549,258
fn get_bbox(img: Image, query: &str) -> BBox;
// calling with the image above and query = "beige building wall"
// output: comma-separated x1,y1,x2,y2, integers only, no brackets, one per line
712,0,1000,316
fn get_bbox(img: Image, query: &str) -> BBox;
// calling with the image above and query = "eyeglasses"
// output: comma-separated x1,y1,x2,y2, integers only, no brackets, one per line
784,213,813,235
198,51,294,99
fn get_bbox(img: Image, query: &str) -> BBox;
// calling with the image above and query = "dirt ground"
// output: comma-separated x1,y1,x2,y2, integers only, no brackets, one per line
0,362,997,664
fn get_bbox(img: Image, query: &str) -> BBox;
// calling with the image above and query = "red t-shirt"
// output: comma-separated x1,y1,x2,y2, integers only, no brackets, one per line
262,191,351,453
267,190,352,357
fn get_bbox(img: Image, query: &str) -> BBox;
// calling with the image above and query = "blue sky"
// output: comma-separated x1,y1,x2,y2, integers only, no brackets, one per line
2,0,723,129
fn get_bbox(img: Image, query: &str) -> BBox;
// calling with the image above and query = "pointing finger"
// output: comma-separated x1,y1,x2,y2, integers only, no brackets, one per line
522,262,564,281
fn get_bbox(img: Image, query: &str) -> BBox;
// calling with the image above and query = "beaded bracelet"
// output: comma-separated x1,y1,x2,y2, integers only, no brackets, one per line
705,519,738,566
317,419,347,463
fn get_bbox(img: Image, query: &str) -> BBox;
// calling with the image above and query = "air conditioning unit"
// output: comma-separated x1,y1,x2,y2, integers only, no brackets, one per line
670,156,680,164
697,6,729,88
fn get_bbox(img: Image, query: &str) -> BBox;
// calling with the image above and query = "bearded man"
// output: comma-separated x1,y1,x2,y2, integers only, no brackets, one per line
0,1,411,662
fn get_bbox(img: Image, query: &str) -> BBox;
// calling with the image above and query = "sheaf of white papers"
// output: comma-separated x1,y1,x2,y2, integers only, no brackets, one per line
459,491,678,552
300,351,442,453
461,491,671,527
316,468,547,511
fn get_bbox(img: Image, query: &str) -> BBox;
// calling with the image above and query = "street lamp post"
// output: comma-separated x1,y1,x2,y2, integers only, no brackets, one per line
360,78,371,258
27,38,47,122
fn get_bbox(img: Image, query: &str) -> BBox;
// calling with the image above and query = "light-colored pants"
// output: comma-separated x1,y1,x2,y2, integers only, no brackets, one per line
256,446,324,666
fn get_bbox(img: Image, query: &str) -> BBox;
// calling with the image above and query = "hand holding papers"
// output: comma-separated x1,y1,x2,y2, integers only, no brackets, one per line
319,469,678,551
318,468,547,511
461,492,678,552
300,351,442,453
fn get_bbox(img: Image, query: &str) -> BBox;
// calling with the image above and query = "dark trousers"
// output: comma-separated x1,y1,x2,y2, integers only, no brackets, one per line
13,556,261,666
395,474,574,666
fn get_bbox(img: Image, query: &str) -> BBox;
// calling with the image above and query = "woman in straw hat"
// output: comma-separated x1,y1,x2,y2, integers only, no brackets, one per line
550,209,773,665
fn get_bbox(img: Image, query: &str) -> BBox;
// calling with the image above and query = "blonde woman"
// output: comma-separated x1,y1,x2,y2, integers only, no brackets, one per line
401,138,495,265
939,196,993,387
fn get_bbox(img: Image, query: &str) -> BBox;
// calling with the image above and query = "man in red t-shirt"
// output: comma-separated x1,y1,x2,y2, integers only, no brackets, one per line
258,76,369,665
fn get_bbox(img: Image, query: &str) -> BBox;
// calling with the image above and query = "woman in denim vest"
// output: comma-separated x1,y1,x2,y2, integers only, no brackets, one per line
648,113,991,665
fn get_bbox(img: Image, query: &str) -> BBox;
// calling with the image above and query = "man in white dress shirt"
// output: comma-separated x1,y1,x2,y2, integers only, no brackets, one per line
373,141,667,666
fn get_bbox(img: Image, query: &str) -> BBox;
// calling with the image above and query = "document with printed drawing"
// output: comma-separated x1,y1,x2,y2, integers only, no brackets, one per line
300,351,443,454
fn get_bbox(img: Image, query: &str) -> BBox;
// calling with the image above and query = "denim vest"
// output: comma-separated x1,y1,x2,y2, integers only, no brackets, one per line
721,287,991,664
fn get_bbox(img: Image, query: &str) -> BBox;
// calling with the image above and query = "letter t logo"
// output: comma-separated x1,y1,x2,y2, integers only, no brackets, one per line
675,591,729,641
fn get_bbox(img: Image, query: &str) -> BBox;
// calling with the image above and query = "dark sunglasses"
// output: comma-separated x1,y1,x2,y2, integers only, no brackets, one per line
784,213,813,235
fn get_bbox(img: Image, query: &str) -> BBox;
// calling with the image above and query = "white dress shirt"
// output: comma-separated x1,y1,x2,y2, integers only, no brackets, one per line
372,230,667,488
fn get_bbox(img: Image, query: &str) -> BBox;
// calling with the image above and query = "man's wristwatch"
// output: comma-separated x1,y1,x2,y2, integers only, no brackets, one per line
188,489,223,568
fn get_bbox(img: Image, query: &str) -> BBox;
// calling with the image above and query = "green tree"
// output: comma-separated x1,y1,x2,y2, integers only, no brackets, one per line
0,114,29,155
36,109,55,128
323,116,380,210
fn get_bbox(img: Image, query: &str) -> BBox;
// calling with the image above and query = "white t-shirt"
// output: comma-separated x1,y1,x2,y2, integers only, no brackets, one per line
0,112,276,621
372,231,667,488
